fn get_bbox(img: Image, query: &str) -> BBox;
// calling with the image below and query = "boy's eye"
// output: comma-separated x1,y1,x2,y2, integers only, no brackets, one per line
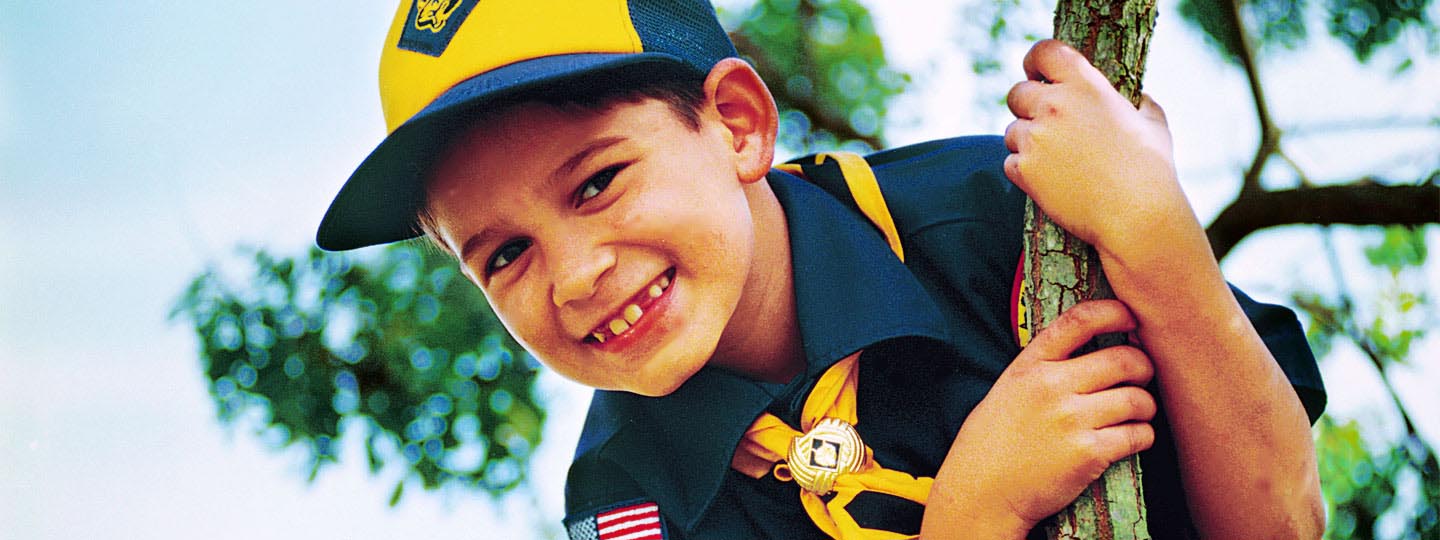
575,165,623,206
486,238,531,276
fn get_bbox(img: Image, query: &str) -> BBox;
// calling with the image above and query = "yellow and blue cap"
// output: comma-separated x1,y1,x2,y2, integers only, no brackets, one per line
317,0,738,251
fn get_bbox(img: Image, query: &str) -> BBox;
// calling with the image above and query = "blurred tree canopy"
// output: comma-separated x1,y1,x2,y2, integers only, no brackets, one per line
174,0,1438,535
172,245,542,503
1179,0,1436,65
1297,227,1438,538
723,0,910,152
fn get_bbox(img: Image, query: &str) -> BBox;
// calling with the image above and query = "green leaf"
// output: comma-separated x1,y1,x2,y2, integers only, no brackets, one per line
389,481,405,507
1364,225,1427,275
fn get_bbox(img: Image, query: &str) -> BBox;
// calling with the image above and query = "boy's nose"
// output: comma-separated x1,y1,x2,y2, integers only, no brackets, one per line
550,241,615,308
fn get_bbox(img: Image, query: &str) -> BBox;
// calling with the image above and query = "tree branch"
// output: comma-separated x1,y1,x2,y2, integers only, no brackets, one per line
1205,0,1440,263
1207,180,1440,260
1288,116,1440,136
1222,0,1281,194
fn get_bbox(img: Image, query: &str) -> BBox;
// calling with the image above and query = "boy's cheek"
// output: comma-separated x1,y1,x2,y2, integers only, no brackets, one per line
478,292,548,359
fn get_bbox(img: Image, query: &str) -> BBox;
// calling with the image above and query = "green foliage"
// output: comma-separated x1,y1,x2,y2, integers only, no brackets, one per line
1317,419,1440,539
1326,0,1436,61
1293,226,1438,539
726,0,908,152
1366,225,1429,276
1360,227,1430,366
967,0,1043,76
1177,0,1307,62
1296,227,1429,365
1177,0,1436,65
1318,418,1392,540
171,244,543,502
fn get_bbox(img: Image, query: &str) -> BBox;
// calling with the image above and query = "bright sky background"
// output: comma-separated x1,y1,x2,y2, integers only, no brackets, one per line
2,1,1437,539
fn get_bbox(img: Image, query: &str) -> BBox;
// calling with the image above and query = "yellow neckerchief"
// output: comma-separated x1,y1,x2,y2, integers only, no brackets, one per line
731,153,932,539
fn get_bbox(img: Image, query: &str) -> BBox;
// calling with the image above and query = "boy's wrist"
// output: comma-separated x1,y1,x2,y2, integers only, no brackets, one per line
1093,202,1211,284
921,483,1034,540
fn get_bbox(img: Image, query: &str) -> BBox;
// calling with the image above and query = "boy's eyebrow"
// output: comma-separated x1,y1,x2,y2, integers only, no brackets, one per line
457,228,494,266
455,136,630,264
554,136,626,182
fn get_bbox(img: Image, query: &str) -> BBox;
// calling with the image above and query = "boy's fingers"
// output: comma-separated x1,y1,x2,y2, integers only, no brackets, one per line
1081,386,1157,428
1091,422,1156,464
1003,152,1025,187
1025,300,1138,362
1138,93,1168,126
1065,345,1154,394
1003,119,1030,152
1022,39,1096,85
1021,39,1063,82
1006,80,1046,119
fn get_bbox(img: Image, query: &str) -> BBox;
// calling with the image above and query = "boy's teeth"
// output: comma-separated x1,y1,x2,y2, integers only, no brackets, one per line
608,318,630,335
593,276,670,343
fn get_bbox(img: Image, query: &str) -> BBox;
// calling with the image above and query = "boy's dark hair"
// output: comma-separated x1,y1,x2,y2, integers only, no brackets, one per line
415,68,707,253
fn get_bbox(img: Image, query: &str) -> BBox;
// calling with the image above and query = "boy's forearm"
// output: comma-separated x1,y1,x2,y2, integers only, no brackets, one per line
1098,217,1324,538
920,484,1031,540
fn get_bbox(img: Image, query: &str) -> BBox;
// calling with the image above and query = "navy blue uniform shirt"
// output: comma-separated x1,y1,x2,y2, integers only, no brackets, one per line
563,137,1326,539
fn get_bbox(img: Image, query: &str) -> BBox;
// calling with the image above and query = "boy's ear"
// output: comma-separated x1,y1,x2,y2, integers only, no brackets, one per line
703,58,778,184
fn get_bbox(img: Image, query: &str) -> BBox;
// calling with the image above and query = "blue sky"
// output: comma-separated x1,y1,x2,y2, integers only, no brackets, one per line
2,1,1437,539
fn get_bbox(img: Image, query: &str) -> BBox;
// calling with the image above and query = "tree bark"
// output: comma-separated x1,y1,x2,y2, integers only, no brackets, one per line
1020,0,1158,538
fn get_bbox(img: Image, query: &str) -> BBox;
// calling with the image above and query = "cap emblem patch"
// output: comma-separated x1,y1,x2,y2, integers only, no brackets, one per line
415,0,464,32
397,0,478,57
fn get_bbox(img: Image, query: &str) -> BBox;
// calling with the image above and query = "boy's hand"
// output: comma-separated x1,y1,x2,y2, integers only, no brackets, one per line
1003,39,1188,255
922,300,1156,538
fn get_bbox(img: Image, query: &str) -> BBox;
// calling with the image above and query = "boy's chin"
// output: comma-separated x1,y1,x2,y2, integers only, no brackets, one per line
619,357,710,397
620,369,696,398
551,327,721,396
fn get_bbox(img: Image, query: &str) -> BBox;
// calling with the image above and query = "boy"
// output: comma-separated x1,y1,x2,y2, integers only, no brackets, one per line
317,1,1327,538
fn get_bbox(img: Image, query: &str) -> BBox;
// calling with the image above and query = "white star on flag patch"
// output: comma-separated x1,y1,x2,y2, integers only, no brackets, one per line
566,501,665,540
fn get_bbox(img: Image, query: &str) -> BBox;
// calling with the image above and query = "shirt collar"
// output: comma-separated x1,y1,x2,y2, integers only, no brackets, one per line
574,169,950,533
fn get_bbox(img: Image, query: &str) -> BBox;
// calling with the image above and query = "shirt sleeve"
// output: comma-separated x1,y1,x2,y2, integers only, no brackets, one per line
1232,285,1327,424
564,455,685,540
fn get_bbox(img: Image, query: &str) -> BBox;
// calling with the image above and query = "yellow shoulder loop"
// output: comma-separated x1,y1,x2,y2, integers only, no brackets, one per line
774,163,805,176
816,152,905,262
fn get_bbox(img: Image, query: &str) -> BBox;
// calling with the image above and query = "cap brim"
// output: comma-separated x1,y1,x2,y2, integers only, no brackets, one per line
316,52,692,251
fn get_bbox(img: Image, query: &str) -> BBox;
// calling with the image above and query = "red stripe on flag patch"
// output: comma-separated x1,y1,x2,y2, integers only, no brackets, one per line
596,502,663,540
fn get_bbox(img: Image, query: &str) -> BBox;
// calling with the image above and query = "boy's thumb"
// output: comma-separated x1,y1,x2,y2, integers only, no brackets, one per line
1138,94,1168,126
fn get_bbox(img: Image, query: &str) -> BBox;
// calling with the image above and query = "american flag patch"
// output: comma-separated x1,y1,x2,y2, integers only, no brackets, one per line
566,501,664,540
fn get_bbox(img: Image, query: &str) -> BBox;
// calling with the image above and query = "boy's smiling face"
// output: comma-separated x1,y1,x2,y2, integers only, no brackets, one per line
422,66,784,396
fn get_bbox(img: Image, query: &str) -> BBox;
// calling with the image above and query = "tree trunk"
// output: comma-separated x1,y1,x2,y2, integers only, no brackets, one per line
1019,0,1159,538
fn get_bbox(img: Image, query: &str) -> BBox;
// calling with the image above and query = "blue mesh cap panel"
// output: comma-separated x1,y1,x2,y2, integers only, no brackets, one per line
627,0,738,75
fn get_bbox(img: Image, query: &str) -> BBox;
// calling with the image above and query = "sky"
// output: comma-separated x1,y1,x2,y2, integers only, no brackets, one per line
1,1,1437,539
